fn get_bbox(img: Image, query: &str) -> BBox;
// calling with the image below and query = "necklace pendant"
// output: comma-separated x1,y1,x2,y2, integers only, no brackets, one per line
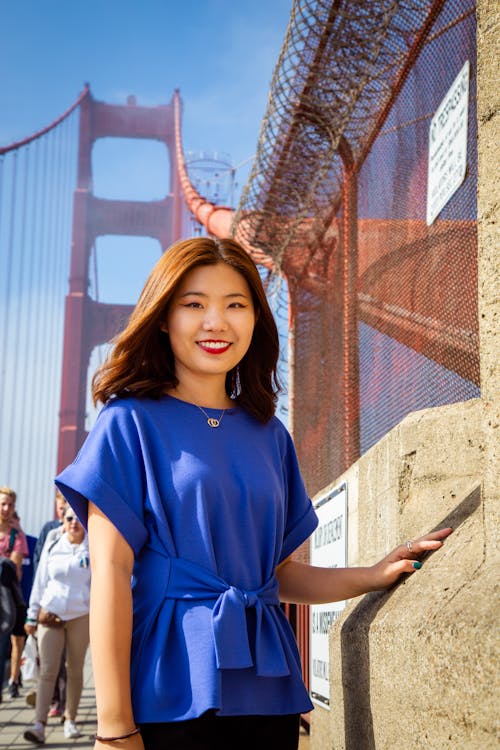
207,417,220,428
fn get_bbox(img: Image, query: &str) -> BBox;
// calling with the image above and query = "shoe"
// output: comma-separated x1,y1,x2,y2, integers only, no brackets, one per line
24,721,46,744
26,689,37,707
7,679,19,699
48,704,61,717
63,719,82,739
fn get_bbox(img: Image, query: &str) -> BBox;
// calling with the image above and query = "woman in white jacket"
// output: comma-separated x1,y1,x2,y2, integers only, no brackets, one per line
23,506,91,744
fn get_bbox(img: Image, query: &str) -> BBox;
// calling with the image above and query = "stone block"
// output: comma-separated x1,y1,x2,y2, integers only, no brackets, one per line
310,399,498,750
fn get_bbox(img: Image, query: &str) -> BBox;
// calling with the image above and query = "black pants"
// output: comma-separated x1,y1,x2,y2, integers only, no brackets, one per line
140,711,300,750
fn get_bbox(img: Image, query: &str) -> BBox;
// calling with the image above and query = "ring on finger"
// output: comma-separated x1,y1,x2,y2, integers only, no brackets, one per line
405,540,414,553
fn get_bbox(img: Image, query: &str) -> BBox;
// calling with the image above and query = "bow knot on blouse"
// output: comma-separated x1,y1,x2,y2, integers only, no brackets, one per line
163,555,290,678
237,587,258,607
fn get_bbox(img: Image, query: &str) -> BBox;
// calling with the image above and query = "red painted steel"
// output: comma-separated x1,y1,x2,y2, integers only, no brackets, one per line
173,91,234,236
297,603,311,728
57,88,184,471
172,91,275,270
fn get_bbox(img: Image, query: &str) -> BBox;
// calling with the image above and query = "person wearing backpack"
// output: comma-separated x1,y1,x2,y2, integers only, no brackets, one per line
0,486,28,699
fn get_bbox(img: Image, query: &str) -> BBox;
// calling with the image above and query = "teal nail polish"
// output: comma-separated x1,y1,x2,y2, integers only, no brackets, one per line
412,561,422,570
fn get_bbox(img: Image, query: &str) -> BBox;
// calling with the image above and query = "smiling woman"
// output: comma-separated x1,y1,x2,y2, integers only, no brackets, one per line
54,236,452,750
91,236,281,423
162,263,256,406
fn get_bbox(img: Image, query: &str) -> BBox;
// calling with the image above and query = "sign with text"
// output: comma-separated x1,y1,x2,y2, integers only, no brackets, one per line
310,482,347,709
426,60,470,226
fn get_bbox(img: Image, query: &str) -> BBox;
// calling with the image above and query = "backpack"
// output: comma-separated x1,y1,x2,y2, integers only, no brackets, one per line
0,557,17,635
4,527,27,607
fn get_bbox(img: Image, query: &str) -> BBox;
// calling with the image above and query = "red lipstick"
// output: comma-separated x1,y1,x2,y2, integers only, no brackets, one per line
197,340,232,355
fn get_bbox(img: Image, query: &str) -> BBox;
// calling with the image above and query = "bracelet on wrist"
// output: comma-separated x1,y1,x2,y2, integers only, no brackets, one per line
95,727,141,742
25,618,37,624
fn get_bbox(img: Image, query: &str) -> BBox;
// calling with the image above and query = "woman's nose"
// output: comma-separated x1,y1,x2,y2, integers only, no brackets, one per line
202,307,228,331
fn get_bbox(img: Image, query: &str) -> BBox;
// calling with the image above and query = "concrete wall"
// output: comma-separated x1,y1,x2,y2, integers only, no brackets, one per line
310,399,497,748
310,4,499,746
477,0,499,564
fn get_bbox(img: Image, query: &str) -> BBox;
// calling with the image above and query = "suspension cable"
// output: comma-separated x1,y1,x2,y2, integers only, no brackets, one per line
0,86,89,155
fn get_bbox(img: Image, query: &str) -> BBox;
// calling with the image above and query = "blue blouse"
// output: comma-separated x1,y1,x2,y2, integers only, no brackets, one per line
55,395,318,721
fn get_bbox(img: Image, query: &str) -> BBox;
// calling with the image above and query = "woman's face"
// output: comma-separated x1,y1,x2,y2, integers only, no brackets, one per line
63,512,85,544
0,493,15,524
165,263,256,384
55,496,68,521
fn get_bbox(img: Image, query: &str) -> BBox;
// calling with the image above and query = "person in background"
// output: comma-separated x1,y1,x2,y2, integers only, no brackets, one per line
26,491,69,716
0,486,28,699
23,506,91,744
55,237,453,750
32,491,68,574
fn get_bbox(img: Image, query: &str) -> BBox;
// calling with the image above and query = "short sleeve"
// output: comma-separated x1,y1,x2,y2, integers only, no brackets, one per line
55,400,148,555
279,430,318,562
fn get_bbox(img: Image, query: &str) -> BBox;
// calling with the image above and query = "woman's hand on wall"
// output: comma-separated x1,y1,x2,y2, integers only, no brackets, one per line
277,527,453,604
368,527,453,590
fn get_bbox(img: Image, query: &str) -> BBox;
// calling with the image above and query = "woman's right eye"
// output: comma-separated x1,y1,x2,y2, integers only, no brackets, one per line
183,302,203,309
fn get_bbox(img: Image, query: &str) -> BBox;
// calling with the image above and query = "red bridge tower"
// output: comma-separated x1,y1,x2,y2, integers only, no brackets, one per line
57,87,183,471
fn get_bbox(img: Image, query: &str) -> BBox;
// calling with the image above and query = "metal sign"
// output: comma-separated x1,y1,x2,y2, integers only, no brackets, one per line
426,60,470,226
310,482,347,709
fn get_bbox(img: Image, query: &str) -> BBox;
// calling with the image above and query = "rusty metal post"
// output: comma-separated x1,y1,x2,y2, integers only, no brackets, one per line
338,136,360,469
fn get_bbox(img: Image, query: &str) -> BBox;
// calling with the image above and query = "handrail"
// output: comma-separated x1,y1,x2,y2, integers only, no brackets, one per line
173,90,274,270
0,85,90,155
173,90,234,236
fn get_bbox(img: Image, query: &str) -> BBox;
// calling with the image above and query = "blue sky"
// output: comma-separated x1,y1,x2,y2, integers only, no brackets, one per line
1,0,292,186
1,0,294,303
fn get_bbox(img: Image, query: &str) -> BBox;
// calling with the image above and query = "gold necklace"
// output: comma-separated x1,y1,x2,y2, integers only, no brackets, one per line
195,404,226,428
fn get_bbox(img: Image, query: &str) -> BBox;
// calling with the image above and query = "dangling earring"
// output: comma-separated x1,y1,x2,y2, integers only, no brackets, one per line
233,364,241,397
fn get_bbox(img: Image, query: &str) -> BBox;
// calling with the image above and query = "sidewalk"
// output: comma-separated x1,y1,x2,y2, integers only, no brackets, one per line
0,655,310,748
0,653,96,749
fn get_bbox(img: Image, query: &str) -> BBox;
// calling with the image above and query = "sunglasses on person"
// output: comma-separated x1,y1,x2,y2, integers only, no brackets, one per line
65,515,79,523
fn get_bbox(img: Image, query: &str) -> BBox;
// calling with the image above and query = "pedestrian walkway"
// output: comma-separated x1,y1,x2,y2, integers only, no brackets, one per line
1,654,310,748
0,653,96,748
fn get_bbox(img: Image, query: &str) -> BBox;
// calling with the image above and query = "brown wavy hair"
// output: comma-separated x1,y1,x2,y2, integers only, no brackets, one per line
92,237,281,423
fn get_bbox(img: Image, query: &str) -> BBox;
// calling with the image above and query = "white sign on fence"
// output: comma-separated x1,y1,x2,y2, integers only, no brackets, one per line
426,60,470,226
309,482,347,709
